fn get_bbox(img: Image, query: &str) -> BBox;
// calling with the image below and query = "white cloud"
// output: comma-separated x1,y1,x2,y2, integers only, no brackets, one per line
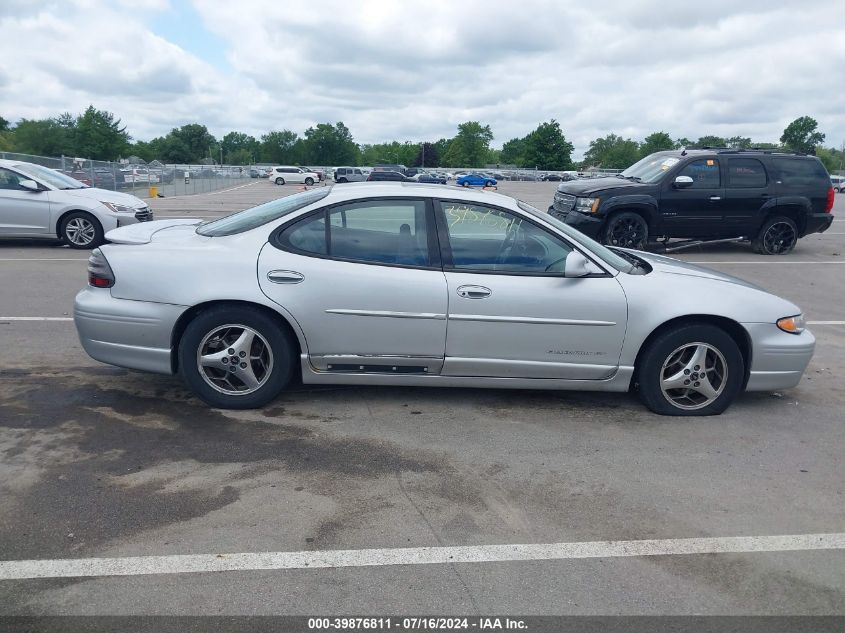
1,0,844,157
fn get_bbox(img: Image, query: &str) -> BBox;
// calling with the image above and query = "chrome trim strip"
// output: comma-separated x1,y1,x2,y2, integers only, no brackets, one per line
449,314,616,326
325,309,447,320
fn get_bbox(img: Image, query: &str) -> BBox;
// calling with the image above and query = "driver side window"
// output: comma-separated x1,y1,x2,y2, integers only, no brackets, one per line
0,168,26,190
441,203,573,274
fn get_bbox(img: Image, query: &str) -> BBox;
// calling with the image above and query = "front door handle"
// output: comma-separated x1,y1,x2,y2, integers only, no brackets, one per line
267,270,304,284
709,196,721,201
457,285,491,299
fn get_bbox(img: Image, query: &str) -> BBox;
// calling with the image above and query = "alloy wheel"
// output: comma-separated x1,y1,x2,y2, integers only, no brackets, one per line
196,324,274,396
65,217,96,246
660,342,727,410
762,221,797,254
607,217,645,248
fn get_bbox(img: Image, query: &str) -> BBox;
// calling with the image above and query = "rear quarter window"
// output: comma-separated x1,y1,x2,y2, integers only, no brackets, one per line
773,157,829,187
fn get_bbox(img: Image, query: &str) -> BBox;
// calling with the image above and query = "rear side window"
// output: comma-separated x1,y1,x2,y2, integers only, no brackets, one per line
677,159,720,188
279,200,431,267
727,158,767,188
774,158,829,187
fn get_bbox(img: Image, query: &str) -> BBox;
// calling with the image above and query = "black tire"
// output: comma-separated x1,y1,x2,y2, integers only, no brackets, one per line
462,181,469,187
485,181,495,187
178,306,296,409
304,177,314,186
275,177,285,185
752,215,798,255
637,323,744,416
60,211,104,249
603,211,648,249
338,178,348,183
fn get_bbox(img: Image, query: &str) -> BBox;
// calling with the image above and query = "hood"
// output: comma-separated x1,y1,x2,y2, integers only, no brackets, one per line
61,187,148,208
622,249,765,291
105,218,202,245
557,176,648,196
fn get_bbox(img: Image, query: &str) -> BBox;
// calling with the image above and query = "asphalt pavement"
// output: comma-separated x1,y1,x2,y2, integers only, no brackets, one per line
0,180,843,616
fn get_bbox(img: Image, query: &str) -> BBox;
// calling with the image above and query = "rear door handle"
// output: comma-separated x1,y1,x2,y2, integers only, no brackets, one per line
709,196,721,201
457,285,491,299
267,270,304,284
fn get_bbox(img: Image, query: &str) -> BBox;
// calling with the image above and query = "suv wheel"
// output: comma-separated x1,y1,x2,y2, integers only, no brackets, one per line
604,212,648,249
60,212,104,249
178,306,296,409
338,177,348,183
637,323,744,416
304,177,314,186
752,216,797,255
275,177,285,185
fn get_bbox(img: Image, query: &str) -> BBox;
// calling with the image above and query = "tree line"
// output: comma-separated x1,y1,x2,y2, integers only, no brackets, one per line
0,107,841,173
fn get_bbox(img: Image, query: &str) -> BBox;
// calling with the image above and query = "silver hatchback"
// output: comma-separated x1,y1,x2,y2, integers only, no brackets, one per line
74,183,814,415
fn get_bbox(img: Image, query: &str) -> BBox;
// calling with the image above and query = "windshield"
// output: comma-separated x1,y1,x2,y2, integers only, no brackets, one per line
620,152,680,184
516,200,634,273
196,187,331,237
13,163,87,189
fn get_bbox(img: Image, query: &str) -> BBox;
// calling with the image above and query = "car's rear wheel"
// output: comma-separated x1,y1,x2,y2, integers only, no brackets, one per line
179,306,295,409
637,323,744,416
752,216,797,255
485,180,495,187
462,181,469,187
603,212,648,249
338,178,348,183
304,177,314,186
60,211,104,249
275,177,285,185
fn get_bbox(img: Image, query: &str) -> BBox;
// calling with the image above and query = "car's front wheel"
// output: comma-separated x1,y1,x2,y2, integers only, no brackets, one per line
637,323,744,416
179,306,296,409
752,216,797,255
304,177,314,186
275,177,285,185
461,181,469,187
60,211,104,249
603,212,648,249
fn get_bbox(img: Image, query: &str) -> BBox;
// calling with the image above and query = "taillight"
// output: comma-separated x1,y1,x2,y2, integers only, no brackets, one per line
88,248,115,288
826,187,835,213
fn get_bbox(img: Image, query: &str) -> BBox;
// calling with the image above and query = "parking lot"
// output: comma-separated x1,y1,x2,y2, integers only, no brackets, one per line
1,180,844,615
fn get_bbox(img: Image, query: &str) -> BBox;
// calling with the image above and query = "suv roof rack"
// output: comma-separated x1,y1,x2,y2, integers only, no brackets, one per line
695,147,807,157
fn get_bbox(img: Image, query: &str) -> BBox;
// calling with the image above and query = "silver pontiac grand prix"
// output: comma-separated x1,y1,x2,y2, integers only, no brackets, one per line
74,183,815,416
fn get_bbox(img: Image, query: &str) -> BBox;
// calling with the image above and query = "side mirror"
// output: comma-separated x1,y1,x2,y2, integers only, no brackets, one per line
564,251,602,278
19,179,41,192
674,175,693,189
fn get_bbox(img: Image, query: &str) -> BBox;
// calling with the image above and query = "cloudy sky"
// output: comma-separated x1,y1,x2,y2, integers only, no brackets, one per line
1,0,843,158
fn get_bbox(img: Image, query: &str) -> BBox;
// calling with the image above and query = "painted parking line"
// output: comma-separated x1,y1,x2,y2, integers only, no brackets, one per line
1,533,843,581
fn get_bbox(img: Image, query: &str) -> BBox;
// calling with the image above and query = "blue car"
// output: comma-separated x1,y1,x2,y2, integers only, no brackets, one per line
457,173,497,187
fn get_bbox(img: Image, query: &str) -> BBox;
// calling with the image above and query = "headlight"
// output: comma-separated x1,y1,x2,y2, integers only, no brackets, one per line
777,314,806,334
575,197,600,213
101,201,135,214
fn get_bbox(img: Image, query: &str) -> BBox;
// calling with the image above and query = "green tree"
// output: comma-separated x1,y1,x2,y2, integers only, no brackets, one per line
413,142,440,167
725,136,752,149
780,116,825,154
129,140,157,163
521,120,573,170
162,124,217,163
221,131,259,164
583,133,641,169
0,116,9,132
500,136,527,166
442,121,493,167
11,118,74,156
72,106,130,160
639,131,675,158
301,122,358,165
260,130,301,164
695,135,727,148
816,146,844,173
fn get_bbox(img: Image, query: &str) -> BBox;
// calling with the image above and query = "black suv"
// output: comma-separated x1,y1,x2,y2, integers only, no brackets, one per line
549,149,835,254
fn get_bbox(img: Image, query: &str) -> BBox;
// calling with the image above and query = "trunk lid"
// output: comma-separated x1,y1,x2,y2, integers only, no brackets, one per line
105,218,202,245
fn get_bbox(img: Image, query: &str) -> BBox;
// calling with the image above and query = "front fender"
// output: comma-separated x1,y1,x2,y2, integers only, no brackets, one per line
600,195,659,225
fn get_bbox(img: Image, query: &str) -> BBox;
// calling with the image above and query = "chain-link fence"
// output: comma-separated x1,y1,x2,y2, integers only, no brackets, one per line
0,151,256,198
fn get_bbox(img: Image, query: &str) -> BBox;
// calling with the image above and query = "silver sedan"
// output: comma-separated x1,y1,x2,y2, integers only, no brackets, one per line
74,183,814,415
